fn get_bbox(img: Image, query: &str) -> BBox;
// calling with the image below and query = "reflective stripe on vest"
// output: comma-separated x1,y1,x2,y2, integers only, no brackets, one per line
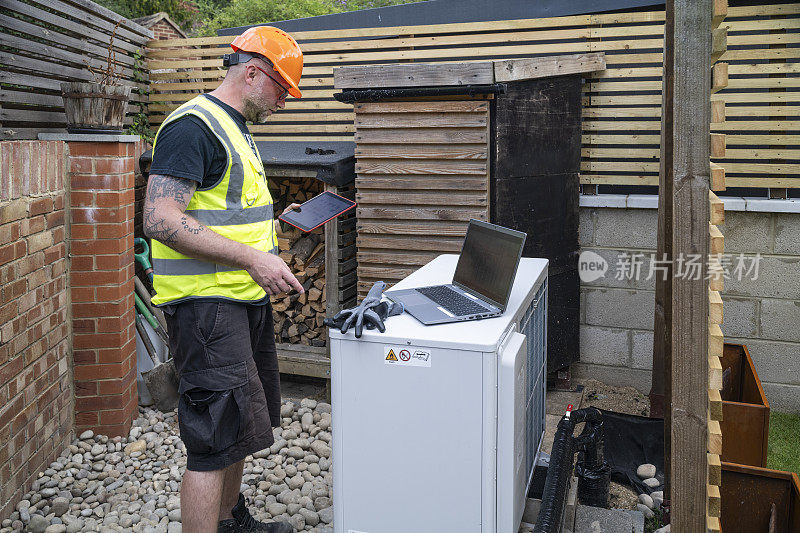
150,95,278,306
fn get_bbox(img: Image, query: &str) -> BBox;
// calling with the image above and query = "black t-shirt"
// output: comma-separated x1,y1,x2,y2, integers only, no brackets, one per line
150,94,269,307
150,94,259,189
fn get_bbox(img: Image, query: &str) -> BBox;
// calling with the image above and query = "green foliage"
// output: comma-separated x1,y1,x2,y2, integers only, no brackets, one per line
767,411,800,476
94,0,196,27
194,0,336,37
644,507,664,533
95,0,422,35
195,0,419,36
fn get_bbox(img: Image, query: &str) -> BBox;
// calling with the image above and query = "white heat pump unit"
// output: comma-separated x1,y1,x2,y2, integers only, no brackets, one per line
330,254,548,533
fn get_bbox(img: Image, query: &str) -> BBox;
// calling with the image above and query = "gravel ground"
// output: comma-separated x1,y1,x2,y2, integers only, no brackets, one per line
579,379,650,418
0,399,334,533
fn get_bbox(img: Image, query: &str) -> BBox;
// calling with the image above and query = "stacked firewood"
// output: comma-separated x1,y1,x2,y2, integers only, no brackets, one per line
270,177,327,347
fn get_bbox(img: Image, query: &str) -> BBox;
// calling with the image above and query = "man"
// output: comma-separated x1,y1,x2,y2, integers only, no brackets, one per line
143,26,305,533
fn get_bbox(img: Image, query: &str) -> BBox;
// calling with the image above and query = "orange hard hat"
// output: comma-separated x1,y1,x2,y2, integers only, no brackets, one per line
231,26,303,98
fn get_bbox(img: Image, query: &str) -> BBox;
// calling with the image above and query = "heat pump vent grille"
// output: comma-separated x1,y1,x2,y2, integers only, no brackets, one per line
520,279,548,481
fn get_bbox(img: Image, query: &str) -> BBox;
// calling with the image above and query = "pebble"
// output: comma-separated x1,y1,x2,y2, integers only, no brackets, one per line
652,490,664,509
636,503,655,519
27,514,50,533
639,493,654,509
643,477,661,489
637,463,657,480
268,502,288,516
300,508,320,526
127,439,149,455
310,440,331,459
318,506,334,524
51,497,70,516
4,400,337,533
654,525,671,533
300,399,317,410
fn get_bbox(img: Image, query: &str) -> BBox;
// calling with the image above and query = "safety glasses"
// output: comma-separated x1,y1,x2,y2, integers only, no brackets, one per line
252,64,289,100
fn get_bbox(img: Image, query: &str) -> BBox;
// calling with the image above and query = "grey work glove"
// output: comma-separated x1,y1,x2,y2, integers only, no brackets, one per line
324,282,403,338
360,301,405,334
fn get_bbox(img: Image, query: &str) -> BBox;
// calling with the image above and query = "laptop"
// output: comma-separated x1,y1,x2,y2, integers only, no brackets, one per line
385,219,527,325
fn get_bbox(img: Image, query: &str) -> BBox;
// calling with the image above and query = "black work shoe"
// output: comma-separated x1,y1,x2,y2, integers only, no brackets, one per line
217,493,294,533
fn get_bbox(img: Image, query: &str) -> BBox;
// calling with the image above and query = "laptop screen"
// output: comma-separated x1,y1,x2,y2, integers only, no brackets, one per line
453,220,526,309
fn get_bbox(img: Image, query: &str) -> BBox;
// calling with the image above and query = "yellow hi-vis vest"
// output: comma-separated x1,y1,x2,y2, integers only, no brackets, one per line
150,95,277,306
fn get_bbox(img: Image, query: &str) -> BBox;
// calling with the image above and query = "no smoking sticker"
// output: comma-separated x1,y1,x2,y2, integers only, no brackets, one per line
384,346,431,367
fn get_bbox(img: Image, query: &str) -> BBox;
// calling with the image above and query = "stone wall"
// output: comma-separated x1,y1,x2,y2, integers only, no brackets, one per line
576,196,800,413
0,141,73,518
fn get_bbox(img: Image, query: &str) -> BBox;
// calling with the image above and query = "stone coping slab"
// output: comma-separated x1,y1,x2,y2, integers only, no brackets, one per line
580,194,800,214
38,133,140,143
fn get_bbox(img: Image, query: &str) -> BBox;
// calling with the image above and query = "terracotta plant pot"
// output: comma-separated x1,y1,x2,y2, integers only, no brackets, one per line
60,82,132,133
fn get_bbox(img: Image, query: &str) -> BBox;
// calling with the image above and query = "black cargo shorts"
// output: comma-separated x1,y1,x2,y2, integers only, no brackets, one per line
163,300,281,472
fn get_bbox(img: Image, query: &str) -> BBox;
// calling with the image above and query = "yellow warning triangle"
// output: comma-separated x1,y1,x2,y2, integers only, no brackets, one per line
386,349,398,361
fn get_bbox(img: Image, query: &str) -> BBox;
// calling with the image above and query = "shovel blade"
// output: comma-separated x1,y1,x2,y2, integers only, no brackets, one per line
142,360,179,412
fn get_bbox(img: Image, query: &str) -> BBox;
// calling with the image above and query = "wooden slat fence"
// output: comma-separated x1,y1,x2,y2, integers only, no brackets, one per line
352,100,491,292
1,0,153,140
146,4,799,189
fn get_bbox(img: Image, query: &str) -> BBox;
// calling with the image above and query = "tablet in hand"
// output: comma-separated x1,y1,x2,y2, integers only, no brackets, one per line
278,191,356,233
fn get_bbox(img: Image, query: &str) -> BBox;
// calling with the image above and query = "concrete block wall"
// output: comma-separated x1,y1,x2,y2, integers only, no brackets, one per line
576,199,800,413
0,141,72,518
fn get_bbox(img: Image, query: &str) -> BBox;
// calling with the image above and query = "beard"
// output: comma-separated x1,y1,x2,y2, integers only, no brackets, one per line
242,95,273,123
242,80,274,123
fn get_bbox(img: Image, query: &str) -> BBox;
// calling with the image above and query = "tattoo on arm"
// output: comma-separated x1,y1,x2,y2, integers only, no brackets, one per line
144,206,179,245
180,216,205,235
144,174,197,246
146,173,196,206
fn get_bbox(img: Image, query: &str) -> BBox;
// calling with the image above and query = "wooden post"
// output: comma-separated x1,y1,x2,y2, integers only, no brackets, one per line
668,0,711,529
650,0,676,421
323,182,339,401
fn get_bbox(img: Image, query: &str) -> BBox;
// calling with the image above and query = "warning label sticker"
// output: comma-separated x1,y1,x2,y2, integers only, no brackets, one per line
384,346,432,367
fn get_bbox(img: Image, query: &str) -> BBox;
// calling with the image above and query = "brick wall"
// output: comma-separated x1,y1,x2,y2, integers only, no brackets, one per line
0,141,72,519
151,19,184,41
576,200,800,413
67,140,139,438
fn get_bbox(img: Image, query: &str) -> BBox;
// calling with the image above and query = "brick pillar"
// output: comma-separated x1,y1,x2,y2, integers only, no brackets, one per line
66,137,138,437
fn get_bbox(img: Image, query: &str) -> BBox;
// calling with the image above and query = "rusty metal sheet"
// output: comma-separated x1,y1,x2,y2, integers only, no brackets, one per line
722,463,800,533
721,344,771,467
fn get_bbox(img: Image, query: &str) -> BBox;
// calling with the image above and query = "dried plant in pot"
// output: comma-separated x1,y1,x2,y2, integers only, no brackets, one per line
61,20,132,133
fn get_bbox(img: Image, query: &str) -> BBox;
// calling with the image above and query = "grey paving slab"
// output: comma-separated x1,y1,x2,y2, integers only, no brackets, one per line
575,504,644,533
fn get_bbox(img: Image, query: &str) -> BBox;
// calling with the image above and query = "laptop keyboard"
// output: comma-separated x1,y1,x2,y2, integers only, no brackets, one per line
416,286,488,316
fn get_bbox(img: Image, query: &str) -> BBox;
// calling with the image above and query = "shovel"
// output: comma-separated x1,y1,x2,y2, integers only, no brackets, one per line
133,238,179,411
135,296,179,412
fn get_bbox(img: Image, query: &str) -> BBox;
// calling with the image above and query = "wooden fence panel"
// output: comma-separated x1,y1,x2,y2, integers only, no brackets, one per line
352,101,490,292
146,4,799,188
1,0,152,140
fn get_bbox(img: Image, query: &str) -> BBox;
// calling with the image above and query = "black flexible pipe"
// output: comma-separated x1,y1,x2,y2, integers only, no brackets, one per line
534,407,603,533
